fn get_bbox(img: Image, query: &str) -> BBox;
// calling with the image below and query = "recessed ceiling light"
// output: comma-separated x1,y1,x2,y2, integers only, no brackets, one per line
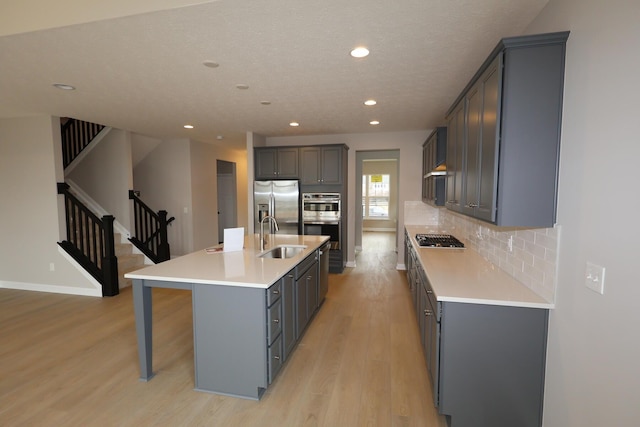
184,125,194,129
370,120,380,125
236,84,249,90
53,83,75,90
289,122,300,127
364,99,377,106
350,46,369,58
260,101,271,105
203,60,219,68
216,135,224,140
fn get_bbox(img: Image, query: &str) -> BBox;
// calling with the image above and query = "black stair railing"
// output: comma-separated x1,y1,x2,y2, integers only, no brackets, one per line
129,190,173,263
61,118,106,168
57,183,119,296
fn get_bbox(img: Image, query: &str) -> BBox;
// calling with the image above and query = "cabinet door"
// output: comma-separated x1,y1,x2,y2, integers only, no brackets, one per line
446,103,464,211
277,147,299,178
305,261,319,320
300,147,321,184
255,148,278,179
282,272,296,361
462,85,482,216
295,273,309,339
476,56,501,222
320,146,342,184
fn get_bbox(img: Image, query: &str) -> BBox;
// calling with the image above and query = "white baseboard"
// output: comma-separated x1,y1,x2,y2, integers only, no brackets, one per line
396,263,406,270
0,280,101,297
363,227,396,232
345,261,356,268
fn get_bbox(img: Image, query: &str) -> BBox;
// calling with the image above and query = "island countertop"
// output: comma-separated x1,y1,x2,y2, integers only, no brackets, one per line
405,225,553,309
124,234,329,289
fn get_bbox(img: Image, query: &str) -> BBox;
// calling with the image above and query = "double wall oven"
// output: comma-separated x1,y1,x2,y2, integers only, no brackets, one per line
302,193,341,251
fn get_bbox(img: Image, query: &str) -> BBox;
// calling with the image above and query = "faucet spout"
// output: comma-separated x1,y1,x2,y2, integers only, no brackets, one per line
259,215,279,251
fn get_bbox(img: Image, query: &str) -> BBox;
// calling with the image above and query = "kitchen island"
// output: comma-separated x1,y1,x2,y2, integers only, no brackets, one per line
125,234,329,400
404,225,552,427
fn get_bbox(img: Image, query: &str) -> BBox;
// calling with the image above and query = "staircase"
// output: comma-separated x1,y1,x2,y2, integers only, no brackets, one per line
114,234,145,289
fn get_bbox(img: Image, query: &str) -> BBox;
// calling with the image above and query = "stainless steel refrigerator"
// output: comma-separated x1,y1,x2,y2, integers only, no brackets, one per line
254,180,300,235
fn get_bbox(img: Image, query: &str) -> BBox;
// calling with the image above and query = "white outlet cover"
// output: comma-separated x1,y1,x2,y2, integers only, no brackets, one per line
585,262,605,294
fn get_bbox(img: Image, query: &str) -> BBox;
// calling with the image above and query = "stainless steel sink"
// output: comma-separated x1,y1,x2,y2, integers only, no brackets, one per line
258,245,307,259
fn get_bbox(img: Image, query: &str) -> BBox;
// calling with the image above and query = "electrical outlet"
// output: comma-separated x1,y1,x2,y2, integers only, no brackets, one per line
49,262,55,272
585,262,605,294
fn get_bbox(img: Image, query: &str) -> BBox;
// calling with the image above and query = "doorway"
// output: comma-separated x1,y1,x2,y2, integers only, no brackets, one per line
355,150,400,255
217,160,238,243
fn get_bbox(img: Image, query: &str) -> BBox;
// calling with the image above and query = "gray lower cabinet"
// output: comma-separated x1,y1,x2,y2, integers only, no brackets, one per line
281,270,296,361
445,31,569,227
438,302,548,427
404,233,548,426
295,252,319,339
188,251,321,400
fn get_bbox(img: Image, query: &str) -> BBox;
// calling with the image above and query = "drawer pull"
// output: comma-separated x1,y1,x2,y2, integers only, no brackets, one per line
273,318,280,323
425,309,433,317
274,356,280,360
272,290,280,295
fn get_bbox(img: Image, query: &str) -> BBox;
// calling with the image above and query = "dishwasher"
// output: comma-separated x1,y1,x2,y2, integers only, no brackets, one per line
318,241,330,303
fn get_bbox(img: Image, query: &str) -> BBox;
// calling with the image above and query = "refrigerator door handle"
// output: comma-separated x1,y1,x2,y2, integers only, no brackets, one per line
270,194,276,234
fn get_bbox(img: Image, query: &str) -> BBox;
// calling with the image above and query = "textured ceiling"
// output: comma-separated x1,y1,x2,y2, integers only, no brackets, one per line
0,0,549,149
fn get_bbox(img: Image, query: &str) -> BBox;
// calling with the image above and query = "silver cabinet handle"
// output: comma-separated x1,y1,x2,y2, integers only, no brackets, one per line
466,202,479,208
274,355,280,360
426,289,433,294
273,319,280,323
425,309,433,316
272,290,280,295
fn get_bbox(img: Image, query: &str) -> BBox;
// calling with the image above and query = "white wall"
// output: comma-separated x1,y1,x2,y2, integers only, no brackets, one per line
267,130,427,266
0,116,99,296
524,0,640,425
66,128,134,231
133,137,248,256
133,138,193,256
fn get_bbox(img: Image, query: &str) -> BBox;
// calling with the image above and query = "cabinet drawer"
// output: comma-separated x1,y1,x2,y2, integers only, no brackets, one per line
268,334,283,384
267,281,282,307
267,298,282,345
295,252,317,279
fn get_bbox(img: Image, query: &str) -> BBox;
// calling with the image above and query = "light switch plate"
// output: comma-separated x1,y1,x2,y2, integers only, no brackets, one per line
585,262,605,294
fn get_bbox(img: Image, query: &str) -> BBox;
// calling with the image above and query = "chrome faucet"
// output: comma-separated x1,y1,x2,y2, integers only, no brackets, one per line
260,215,279,251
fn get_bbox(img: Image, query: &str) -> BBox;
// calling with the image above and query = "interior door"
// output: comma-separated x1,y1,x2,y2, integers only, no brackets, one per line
216,160,237,243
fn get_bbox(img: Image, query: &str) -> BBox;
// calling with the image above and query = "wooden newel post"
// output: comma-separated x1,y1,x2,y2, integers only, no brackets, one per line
102,215,120,296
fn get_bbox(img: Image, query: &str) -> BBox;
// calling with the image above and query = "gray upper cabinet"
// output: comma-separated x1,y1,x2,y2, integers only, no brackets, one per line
445,31,569,227
445,102,465,213
255,147,299,179
300,145,343,185
422,127,447,206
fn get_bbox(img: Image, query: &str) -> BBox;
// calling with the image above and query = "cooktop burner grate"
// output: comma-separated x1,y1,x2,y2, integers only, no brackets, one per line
415,234,465,248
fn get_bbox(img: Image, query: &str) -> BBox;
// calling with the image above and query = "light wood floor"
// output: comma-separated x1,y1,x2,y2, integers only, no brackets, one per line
1,232,447,426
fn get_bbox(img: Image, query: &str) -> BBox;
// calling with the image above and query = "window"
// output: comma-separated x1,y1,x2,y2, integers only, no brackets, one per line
362,174,390,219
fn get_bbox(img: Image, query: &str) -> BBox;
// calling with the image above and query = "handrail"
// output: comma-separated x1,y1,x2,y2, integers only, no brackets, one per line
57,183,119,296
128,190,172,263
61,118,106,168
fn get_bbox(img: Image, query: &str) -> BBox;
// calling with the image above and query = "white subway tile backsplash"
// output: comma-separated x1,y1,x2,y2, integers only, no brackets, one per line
437,207,559,304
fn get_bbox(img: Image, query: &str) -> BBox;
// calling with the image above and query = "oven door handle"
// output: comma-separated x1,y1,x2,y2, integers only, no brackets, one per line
304,221,340,225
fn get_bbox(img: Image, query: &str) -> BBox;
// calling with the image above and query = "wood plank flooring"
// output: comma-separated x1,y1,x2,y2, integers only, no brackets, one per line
0,232,447,426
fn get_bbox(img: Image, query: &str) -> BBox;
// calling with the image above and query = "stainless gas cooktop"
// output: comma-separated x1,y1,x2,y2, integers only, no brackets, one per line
415,234,465,248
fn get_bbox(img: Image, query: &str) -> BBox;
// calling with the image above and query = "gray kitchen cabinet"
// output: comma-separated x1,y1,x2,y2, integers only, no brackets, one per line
437,302,549,427
295,251,318,339
445,31,569,227
281,270,296,361
255,147,299,179
445,102,464,213
300,145,343,185
422,127,447,206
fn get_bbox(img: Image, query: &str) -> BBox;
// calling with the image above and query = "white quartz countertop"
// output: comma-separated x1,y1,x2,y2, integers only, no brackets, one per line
124,234,329,289
405,225,553,309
